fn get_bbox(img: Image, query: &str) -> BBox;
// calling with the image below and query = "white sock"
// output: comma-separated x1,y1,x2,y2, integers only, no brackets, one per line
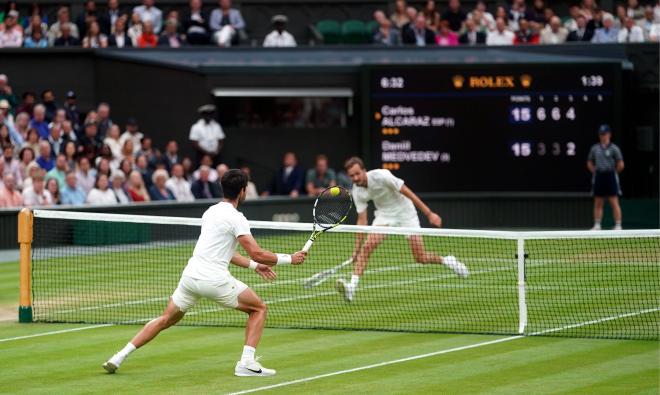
350,275,360,288
594,219,601,227
615,221,622,226
118,342,136,359
241,345,256,363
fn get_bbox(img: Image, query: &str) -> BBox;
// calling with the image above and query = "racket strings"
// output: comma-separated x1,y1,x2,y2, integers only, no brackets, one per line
315,188,352,227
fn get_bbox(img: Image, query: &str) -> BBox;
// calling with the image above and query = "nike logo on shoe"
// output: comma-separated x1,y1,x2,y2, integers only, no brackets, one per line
246,368,262,373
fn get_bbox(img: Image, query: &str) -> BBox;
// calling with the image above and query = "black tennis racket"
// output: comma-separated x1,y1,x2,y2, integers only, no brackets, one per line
302,186,353,252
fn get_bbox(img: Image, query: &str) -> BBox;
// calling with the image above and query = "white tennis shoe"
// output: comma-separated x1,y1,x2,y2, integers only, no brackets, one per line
336,278,355,302
102,353,124,374
444,256,469,278
235,358,276,377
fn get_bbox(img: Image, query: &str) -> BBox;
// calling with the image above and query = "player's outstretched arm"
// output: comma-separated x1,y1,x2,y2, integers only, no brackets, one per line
237,234,306,266
399,185,442,227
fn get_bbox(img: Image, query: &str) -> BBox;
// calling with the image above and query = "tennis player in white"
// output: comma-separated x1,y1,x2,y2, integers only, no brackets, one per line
336,157,468,302
103,169,306,376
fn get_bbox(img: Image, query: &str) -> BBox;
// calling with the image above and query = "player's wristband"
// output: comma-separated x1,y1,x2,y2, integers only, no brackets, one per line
276,254,292,265
248,260,258,270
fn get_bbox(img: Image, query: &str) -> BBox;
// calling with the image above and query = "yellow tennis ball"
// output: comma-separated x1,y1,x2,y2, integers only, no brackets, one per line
330,187,340,196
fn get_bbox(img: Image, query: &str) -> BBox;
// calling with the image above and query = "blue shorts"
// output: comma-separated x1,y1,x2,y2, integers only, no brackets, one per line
592,171,621,197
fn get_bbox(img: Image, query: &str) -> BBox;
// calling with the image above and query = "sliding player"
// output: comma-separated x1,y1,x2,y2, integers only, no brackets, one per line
336,157,468,302
103,169,306,376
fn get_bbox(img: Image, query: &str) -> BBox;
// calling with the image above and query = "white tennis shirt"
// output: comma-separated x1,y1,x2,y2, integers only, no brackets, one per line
351,169,416,220
182,201,251,280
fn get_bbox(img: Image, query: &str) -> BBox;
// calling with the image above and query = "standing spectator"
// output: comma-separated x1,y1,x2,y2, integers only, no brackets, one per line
402,14,436,45
182,0,210,44
0,173,23,207
263,15,296,47
592,13,619,43
76,156,97,194
63,91,81,133
442,0,467,32
76,0,101,37
540,16,568,44
96,102,113,140
46,153,68,189
0,10,23,47
2,144,21,186
306,154,336,196
618,16,644,42
48,7,80,45
46,178,61,205
165,163,194,202
189,105,225,165
209,0,246,47
83,20,109,48
587,124,624,230
459,18,487,45
119,118,143,154
127,170,150,201
390,0,410,29
374,17,401,46
23,25,48,47
435,20,459,45
148,169,175,200
86,174,116,205
423,0,441,31
266,152,305,197
191,165,221,199
158,18,185,47
30,104,49,139
240,165,258,199
60,171,87,205
111,171,131,203
162,140,179,171
567,14,594,41
137,19,158,47
22,171,52,206
36,141,54,171
487,17,515,45
133,0,163,34
108,17,132,47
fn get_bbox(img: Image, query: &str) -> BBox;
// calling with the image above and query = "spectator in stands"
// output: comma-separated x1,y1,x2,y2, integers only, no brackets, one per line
97,155,112,179
216,163,228,181
240,165,258,199
165,163,193,202
209,0,246,47
468,1,495,32
0,173,23,207
192,154,218,181
0,75,17,116
137,19,158,47
83,20,109,48
110,171,130,203
181,156,194,180
135,154,152,189
53,22,80,47
263,14,296,47
137,136,157,167
615,4,627,28
618,16,644,41
442,0,467,32
41,90,57,123
423,0,441,31
61,121,76,144
118,158,132,179
638,6,657,40
22,171,51,206
60,171,86,205
0,10,23,47
592,13,619,42
76,156,97,194
47,124,66,157
78,1,100,37
13,112,29,141
402,14,436,46
46,153,68,189
305,154,336,196
265,151,304,197
161,140,179,172
78,122,102,159
134,0,163,34
23,25,47,48
120,139,135,165
435,20,459,45
540,16,568,44
563,5,581,31
400,6,418,37
46,178,60,205
108,17,132,47
96,103,113,140
30,105,48,140
24,14,47,37
529,0,547,23
459,17,486,45
626,0,644,20
127,170,150,201
36,141,54,171
62,91,80,133
127,12,143,46
48,7,79,45
374,17,401,45
16,93,34,119
189,104,225,165
390,0,410,29
581,0,598,21
191,165,221,199
182,0,210,45
119,118,143,155
158,18,185,47
2,144,21,185
487,17,515,45
513,18,539,43
567,14,594,41
17,146,35,182
101,0,126,35
148,168,175,200
62,141,76,169
508,0,532,31
104,124,123,162
86,174,115,205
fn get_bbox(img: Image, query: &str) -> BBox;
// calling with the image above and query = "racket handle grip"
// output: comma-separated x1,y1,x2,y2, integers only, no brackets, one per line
302,239,313,252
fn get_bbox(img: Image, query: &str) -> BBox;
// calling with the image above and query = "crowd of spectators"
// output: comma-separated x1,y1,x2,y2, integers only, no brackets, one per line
1,0,658,49
0,73,350,207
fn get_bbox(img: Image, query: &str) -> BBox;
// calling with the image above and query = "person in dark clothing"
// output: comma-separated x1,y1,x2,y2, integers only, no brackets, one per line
265,152,305,197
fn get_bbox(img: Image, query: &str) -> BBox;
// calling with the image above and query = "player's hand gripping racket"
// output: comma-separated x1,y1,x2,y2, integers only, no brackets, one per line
302,186,353,253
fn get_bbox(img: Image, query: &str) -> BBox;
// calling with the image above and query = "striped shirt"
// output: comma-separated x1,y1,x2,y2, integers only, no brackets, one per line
588,143,623,172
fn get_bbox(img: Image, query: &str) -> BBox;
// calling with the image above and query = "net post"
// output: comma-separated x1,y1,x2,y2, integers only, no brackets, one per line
18,208,33,323
517,238,527,335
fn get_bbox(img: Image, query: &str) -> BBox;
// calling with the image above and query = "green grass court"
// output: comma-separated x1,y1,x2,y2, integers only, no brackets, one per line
1,227,659,394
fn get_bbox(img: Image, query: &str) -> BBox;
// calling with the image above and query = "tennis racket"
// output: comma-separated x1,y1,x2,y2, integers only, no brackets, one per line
302,186,353,252
303,258,353,288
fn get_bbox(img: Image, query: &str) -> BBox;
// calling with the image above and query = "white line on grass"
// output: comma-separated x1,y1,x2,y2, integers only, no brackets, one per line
0,324,113,343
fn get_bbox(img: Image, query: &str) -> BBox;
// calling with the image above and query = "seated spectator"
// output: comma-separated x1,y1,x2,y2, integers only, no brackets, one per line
436,20,459,45
30,104,49,139
423,0,441,31
0,10,23,48
263,15,296,47
46,154,68,189
592,13,619,43
158,18,185,47
23,128,40,154
540,16,568,44
563,5,581,31
374,17,401,46
134,0,163,34
62,141,77,170
508,0,532,31
76,0,101,37
60,171,87,205
191,165,221,199
48,7,80,45
0,75,16,116
86,174,116,205
46,178,61,205
627,0,644,20
216,163,229,181
53,23,80,47
76,156,97,194
14,112,31,139
36,141,54,171
118,158,133,179
161,140,179,172
48,124,66,157
240,165,258,199
265,152,304,197
22,171,52,206
83,20,109,48
108,17,132,48
78,122,102,159
24,14,48,37
181,157,194,180
402,14,436,46
137,19,158,47
487,17,515,45
110,171,131,203
63,91,80,133
530,0,548,23
96,157,112,178
104,124,123,164
459,17,487,44
442,0,467,32
17,146,35,182
127,170,150,201
580,0,597,21
101,0,127,35
135,154,153,188
467,1,495,32
306,154,336,196
165,163,194,202
41,90,57,124
182,0,210,45
0,173,23,207
148,169,175,200
96,102,113,141
567,14,594,41
23,25,47,48
618,16,644,42
638,6,658,40
127,12,143,46
209,0,246,47
138,136,157,166
119,118,143,156
390,0,410,29
3,144,21,185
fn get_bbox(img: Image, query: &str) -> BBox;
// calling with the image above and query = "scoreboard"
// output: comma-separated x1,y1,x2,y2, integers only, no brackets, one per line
368,63,621,192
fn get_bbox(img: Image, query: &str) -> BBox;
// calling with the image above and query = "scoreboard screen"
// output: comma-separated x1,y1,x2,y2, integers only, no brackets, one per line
368,63,621,192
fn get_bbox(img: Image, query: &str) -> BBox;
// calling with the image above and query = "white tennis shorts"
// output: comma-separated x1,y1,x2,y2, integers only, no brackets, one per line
372,214,421,228
171,275,248,311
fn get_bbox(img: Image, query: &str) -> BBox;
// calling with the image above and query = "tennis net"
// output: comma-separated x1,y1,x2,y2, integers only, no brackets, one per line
25,209,660,340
